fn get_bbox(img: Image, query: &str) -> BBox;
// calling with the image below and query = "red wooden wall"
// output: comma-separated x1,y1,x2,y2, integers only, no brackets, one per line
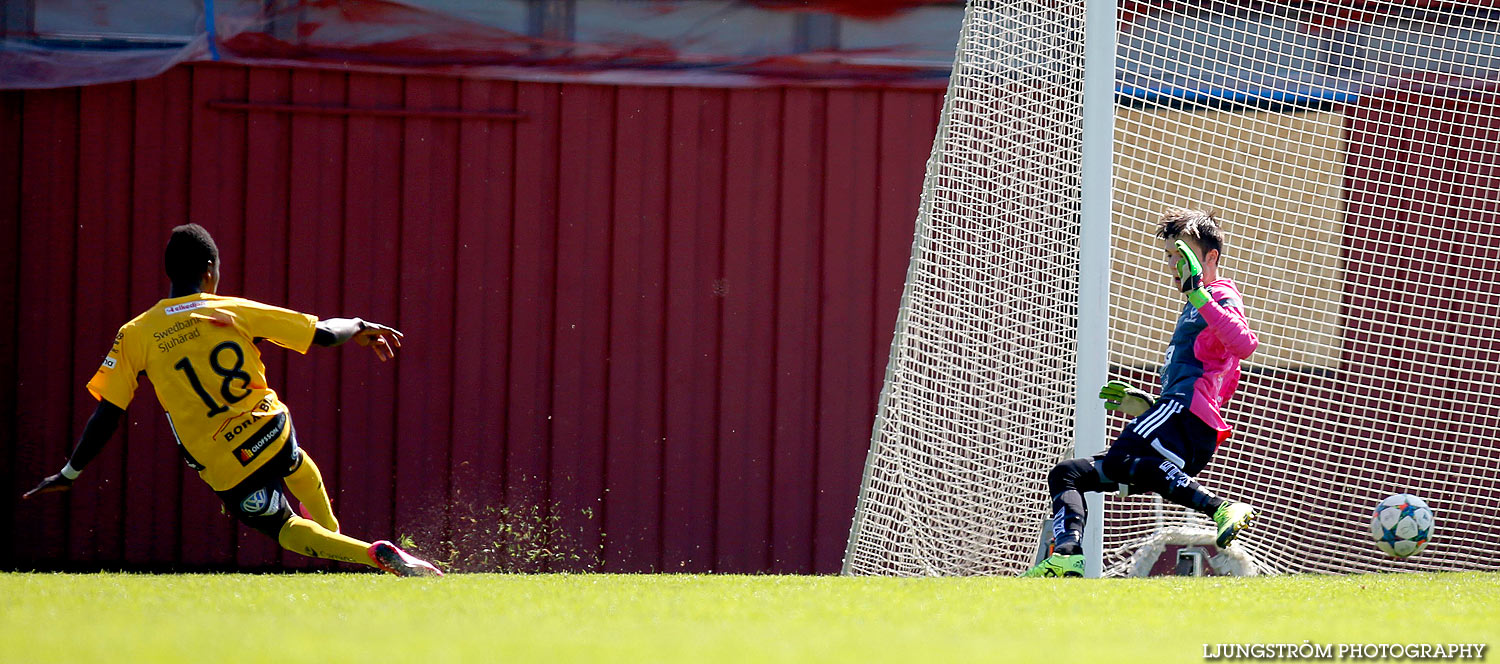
0,63,941,573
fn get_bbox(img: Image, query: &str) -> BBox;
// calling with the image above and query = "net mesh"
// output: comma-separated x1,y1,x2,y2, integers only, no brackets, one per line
847,0,1500,576
844,0,1088,576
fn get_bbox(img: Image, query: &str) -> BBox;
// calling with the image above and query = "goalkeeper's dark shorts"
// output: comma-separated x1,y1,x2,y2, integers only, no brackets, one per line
214,422,304,539
1098,398,1218,477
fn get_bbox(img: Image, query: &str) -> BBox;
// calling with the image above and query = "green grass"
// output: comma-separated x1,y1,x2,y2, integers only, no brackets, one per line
3,572,1496,663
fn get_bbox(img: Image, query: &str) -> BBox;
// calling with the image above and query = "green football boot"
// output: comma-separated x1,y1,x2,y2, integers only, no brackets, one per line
1213,501,1256,548
1021,553,1085,578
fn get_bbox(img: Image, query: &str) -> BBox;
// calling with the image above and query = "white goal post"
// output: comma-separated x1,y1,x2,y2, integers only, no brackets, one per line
844,0,1500,577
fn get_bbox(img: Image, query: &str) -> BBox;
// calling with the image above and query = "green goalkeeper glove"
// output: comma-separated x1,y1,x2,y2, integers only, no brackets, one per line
1099,380,1154,418
1172,240,1211,308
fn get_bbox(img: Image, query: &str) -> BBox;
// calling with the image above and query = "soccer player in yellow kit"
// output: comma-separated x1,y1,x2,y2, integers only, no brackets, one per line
23,224,442,577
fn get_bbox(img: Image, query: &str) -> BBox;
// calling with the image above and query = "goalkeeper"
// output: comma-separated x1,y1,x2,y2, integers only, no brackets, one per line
22,224,442,577
1025,208,1259,577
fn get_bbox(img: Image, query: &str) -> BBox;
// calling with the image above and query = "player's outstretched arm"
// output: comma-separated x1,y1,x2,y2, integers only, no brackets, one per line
22,400,125,499
313,317,404,362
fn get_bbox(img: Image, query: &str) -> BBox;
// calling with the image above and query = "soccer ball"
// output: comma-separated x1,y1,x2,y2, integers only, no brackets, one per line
1370,494,1434,558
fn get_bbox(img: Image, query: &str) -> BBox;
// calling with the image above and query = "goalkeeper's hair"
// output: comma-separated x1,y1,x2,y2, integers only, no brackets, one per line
164,223,219,287
1156,207,1224,256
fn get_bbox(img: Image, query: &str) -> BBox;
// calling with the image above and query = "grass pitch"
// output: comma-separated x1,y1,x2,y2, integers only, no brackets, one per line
3,571,1495,663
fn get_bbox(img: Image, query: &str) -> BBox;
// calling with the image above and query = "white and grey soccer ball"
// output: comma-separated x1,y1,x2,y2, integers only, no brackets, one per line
1370,494,1434,558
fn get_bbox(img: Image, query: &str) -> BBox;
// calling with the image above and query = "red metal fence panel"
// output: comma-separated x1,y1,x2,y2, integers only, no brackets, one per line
1,62,940,573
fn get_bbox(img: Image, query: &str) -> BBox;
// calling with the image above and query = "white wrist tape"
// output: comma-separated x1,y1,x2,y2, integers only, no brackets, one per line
60,463,81,480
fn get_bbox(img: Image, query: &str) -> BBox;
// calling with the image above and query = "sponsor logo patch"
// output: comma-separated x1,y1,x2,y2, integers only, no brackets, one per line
101,357,117,369
233,413,286,466
164,300,207,315
240,489,270,515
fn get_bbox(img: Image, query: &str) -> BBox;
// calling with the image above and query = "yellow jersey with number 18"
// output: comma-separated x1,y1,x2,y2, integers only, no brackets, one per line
87,293,318,491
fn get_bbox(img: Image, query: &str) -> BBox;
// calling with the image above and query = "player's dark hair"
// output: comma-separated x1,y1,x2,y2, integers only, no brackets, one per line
1156,208,1224,257
164,224,219,288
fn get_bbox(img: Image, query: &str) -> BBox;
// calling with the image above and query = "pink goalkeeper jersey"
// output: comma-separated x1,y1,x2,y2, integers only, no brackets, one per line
1159,279,1258,443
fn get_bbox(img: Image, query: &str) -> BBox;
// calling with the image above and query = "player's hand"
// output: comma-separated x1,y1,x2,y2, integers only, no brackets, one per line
1171,240,1203,292
22,473,73,499
353,321,403,362
1099,380,1154,418
1171,240,1211,308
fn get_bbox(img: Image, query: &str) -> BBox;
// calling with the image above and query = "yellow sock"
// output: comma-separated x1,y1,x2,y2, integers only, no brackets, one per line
283,451,340,533
277,515,376,567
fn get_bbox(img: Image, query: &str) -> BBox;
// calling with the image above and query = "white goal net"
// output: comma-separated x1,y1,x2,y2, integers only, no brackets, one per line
845,0,1500,576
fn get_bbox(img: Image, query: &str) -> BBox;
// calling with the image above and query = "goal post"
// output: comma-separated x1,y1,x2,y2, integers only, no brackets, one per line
846,0,1500,577
1076,0,1119,578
